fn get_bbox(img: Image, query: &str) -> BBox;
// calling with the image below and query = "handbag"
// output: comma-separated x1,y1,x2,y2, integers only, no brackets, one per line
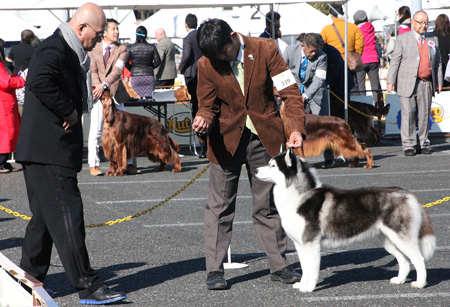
445,55,450,82
332,23,364,72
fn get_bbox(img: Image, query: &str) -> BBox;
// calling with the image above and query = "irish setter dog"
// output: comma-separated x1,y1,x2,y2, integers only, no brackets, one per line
280,101,374,169
100,91,181,176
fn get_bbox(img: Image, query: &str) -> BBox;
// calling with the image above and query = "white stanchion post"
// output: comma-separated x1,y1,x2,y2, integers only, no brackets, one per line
223,245,248,269
6,152,15,163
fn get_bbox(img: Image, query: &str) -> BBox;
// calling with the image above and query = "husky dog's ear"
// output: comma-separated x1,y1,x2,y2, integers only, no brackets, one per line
280,143,286,153
285,148,293,167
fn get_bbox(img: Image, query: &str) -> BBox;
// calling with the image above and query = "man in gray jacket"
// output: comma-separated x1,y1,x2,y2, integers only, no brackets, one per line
155,28,177,86
387,11,442,156
283,33,333,168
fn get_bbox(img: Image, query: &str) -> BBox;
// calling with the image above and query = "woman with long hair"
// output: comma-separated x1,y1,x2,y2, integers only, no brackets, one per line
126,26,161,98
398,6,411,35
432,14,450,88
0,48,25,173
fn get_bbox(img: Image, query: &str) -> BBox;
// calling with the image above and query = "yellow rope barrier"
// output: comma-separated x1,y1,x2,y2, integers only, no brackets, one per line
330,89,450,125
0,164,210,228
0,176,447,225
329,89,398,125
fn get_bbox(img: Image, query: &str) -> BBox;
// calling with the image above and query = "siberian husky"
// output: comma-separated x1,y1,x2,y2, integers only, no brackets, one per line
255,148,436,292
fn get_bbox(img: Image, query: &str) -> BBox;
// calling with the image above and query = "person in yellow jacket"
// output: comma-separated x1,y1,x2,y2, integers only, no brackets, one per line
320,3,364,60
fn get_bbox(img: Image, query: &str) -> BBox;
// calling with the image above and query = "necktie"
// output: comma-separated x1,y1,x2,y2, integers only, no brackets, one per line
299,56,308,93
233,60,257,135
103,46,111,66
233,60,245,94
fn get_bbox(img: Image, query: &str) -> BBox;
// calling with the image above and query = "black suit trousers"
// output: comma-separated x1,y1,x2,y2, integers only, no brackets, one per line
186,76,199,118
20,163,102,298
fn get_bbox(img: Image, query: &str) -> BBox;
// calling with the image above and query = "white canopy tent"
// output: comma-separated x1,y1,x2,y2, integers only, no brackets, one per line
346,0,450,32
3,0,448,118
3,8,138,40
0,1,330,41
130,3,328,42
130,7,240,41
0,12,42,41
0,1,330,10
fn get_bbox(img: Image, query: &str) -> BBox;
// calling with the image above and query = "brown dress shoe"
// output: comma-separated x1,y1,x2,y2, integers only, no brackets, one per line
90,166,103,176
125,165,141,175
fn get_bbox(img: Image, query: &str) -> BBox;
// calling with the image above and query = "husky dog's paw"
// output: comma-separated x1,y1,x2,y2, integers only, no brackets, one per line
293,279,316,292
411,281,427,289
390,277,406,284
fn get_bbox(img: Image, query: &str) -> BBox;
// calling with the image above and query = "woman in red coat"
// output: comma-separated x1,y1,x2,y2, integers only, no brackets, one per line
0,53,25,173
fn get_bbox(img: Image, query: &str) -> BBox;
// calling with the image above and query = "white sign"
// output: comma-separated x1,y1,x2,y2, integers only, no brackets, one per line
384,90,450,135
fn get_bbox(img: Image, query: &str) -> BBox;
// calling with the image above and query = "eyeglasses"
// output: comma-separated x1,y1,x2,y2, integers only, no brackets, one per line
85,23,104,38
414,19,430,26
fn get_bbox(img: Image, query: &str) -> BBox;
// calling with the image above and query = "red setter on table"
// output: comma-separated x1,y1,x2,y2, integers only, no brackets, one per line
280,101,374,169
100,91,181,176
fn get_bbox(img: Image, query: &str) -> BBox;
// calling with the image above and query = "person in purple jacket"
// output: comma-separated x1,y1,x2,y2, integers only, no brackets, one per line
353,10,381,99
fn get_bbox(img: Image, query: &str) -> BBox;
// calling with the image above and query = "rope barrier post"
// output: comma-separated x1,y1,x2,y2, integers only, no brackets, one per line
223,245,248,269
6,152,15,164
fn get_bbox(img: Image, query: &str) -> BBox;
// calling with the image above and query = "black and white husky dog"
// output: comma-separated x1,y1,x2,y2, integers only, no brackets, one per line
255,148,436,292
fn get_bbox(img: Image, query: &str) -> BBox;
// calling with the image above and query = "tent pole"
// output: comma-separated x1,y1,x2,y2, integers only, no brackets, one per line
344,0,348,121
411,0,422,15
271,3,275,39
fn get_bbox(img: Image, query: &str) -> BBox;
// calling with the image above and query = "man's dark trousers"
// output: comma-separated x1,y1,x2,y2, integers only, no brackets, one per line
20,163,102,298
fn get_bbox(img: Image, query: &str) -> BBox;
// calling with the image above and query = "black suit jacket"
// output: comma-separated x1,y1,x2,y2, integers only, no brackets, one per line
16,29,85,171
178,29,203,78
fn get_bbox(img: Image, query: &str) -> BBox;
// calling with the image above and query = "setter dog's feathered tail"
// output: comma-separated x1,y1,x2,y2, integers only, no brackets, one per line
280,101,373,169
100,91,181,176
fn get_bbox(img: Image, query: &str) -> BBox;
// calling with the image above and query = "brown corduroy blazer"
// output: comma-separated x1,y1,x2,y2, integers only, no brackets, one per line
196,35,306,165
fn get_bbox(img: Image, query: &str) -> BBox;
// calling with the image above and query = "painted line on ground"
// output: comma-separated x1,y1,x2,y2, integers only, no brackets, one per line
142,219,450,229
79,178,209,185
95,188,450,205
143,221,252,227
320,169,450,178
95,196,252,204
80,169,450,185
301,292,450,302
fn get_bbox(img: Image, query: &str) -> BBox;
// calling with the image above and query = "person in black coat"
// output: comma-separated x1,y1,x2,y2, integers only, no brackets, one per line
178,14,205,157
432,14,450,88
126,25,161,98
259,11,281,39
7,29,37,75
15,3,126,305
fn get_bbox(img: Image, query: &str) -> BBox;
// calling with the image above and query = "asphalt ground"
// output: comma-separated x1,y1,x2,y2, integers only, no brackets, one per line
1,136,449,307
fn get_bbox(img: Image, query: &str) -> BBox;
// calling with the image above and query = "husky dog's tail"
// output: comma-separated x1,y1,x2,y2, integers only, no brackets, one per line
419,208,436,261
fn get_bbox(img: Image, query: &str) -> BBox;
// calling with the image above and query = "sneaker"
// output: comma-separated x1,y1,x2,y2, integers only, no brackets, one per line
79,286,126,305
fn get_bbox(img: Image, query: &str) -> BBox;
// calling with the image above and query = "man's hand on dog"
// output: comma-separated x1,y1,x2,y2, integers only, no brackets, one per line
92,84,104,99
286,131,303,149
193,116,209,135
63,109,78,130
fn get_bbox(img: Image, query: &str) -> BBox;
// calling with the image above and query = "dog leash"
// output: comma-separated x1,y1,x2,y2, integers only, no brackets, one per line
328,90,397,125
